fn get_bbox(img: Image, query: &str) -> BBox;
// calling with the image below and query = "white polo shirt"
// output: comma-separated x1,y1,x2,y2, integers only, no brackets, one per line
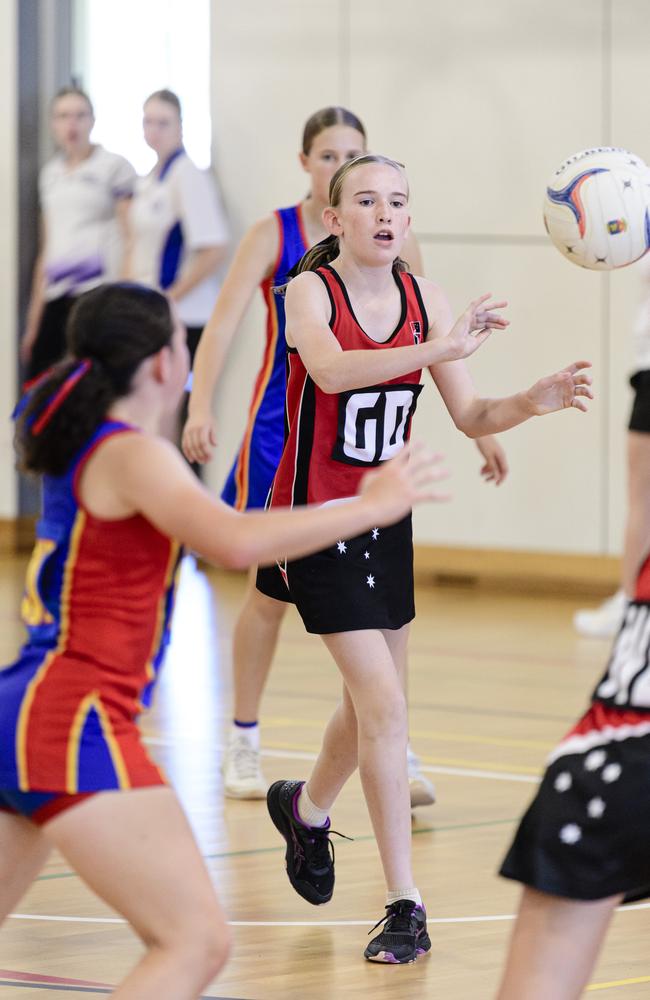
129,149,230,327
39,145,136,301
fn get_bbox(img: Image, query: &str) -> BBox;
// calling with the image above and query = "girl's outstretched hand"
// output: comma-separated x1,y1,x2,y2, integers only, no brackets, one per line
182,412,218,464
440,293,509,363
476,435,509,485
359,442,450,526
525,361,593,416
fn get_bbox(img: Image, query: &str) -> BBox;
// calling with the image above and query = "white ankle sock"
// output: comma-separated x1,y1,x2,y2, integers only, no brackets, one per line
297,784,329,828
386,887,422,908
231,721,260,750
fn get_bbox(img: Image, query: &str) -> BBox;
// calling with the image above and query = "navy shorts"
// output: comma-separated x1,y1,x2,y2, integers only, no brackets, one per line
0,788,94,826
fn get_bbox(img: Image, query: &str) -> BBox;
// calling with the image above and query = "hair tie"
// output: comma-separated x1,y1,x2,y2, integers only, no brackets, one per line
31,360,92,435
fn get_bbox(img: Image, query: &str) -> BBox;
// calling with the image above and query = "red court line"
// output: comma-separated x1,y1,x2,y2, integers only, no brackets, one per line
0,971,235,998
0,970,109,987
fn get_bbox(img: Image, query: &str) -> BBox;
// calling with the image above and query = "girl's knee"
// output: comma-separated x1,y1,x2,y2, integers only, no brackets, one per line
357,689,408,742
144,902,231,976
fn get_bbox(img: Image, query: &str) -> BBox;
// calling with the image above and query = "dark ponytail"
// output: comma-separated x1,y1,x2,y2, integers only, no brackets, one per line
16,283,174,476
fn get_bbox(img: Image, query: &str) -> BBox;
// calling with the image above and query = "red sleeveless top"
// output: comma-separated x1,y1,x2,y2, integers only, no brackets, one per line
268,264,428,508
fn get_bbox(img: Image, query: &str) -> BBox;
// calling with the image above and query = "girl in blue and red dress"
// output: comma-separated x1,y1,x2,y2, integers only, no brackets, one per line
262,153,594,965
0,281,445,999
183,107,508,800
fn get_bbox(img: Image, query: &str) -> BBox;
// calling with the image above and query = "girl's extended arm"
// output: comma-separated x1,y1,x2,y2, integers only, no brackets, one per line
420,280,593,436
182,214,279,463
83,433,448,569
285,271,507,394
402,232,509,484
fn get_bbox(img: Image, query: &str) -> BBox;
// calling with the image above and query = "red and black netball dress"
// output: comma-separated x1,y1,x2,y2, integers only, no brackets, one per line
256,263,428,634
0,421,181,821
500,556,650,902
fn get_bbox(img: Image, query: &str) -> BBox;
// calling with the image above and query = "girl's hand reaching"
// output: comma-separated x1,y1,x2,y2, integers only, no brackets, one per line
525,361,593,416
439,293,509,363
359,442,450,526
182,411,218,464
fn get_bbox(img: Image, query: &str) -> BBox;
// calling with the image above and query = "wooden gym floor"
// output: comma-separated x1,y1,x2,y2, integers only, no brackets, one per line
0,554,648,999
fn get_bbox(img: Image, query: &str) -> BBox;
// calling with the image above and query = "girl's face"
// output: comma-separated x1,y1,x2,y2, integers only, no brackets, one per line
325,162,411,267
142,99,182,159
51,94,94,155
300,125,366,204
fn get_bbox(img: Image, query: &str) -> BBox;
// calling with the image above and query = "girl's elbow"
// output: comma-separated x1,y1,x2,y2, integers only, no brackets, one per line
312,367,344,394
454,416,478,438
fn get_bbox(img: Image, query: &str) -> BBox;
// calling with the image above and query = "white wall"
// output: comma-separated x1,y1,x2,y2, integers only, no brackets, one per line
0,0,17,520
210,0,647,557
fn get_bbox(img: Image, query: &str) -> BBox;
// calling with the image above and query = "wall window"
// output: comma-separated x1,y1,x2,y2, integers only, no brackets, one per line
73,0,211,173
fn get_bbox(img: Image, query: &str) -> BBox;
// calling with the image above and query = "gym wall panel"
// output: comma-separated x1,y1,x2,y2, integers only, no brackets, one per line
211,2,345,233
347,0,604,236
0,0,17,520
208,1,347,496
209,0,644,559
606,1,650,554
413,242,601,551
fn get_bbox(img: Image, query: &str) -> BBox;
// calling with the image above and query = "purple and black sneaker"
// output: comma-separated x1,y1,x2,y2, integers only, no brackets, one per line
364,899,431,964
267,779,349,905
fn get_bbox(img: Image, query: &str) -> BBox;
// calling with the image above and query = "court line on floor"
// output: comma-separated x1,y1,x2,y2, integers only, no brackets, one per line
10,901,650,928
142,738,542,782
260,745,541,781
260,716,552,752
586,974,650,991
33,816,520,882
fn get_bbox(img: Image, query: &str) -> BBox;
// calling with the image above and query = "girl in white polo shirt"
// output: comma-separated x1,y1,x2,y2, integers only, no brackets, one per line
21,87,135,379
128,89,230,364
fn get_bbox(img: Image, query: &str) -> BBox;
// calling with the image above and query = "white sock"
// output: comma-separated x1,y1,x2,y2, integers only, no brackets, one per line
386,887,422,908
231,721,260,750
296,784,329,828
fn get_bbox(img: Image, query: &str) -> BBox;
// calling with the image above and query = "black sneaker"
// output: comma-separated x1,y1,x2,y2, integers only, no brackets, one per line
267,779,347,905
364,899,431,964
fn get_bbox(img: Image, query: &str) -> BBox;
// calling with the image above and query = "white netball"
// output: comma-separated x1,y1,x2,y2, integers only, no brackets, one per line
543,147,650,270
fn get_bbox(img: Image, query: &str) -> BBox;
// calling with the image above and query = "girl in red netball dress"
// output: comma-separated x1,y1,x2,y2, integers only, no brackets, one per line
262,154,593,964
183,106,507,800
0,282,445,999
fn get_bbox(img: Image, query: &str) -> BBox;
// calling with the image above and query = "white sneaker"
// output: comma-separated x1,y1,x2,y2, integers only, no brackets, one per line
222,735,268,799
407,748,436,808
573,589,627,639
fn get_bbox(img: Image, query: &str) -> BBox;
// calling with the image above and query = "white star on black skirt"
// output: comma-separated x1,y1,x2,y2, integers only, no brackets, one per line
364,550,370,559
367,574,375,588
337,540,347,554
371,528,380,541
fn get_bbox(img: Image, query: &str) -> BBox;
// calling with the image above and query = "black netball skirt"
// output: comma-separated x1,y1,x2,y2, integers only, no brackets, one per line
500,703,650,902
629,370,650,433
256,513,415,635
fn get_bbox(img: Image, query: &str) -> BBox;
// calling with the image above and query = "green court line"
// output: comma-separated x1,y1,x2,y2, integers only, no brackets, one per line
0,986,232,998
36,816,517,882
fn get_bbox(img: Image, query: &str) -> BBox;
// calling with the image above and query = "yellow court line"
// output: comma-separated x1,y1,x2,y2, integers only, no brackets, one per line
262,715,551,751
261,739,540,776
587,974,650,991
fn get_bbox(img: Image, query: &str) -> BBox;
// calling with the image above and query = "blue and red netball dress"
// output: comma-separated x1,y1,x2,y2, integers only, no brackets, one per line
221,204,309,510
256,263,427,634
0,421,181,822
501,557,650,902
